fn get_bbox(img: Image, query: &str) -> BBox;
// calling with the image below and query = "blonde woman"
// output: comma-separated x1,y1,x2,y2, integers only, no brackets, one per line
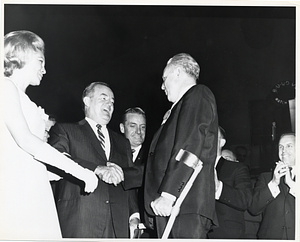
0,30,98,239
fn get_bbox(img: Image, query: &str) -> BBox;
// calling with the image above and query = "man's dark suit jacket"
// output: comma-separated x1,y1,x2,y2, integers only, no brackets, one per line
123,146,146,189
249,172,295,240
144,84,219,238
208,157,253,239
133,147,146,211
48,119,138,238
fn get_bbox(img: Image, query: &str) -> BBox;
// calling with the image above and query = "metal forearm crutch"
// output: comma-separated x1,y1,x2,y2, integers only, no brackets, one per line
161,149,203,239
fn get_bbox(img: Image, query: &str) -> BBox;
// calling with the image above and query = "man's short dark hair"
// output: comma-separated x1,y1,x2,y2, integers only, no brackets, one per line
122,107,146,124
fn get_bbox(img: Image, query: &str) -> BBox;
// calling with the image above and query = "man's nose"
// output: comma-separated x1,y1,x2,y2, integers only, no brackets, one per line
107,100,114,107
41,66,46,74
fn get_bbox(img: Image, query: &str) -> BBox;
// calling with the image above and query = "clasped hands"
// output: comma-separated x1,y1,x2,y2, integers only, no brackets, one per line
95,162,124,186
272,160,294,189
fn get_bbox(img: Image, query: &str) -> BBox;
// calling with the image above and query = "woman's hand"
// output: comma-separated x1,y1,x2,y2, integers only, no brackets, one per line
82,169,99,193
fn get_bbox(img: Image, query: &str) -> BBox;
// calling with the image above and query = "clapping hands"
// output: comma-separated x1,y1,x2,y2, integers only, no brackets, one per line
95,162,124,186
272,160,294,188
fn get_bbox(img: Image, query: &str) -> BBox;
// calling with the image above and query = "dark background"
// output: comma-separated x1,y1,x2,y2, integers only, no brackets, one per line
4,4,295,173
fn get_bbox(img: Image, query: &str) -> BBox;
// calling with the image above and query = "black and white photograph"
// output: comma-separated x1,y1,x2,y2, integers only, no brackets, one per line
0,0,298,240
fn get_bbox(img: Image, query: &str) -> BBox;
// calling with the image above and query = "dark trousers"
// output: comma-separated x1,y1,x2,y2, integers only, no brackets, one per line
156,214,212,239
102,205,116,238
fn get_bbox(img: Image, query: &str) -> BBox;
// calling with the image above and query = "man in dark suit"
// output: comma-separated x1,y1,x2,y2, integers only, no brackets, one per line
120,107,147,188
144,53,219,238
119,107,148,237
48,82,138,238
249,133,295,240
208,127,253,239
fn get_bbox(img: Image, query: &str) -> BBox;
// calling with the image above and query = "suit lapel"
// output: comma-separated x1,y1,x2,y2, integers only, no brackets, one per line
279,177,290,195
79,119,107,161
108,128,114,161
134,148,144,165
216,157,225,174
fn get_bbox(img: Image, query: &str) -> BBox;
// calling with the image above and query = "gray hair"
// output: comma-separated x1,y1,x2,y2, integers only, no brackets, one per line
166,53,200,80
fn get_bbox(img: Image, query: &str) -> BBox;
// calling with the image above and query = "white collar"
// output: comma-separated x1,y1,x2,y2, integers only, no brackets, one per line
215,155,222,168
85,117,107,129
132,145,142,153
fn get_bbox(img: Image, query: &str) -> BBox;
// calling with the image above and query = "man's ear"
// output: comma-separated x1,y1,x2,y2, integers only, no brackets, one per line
83,96,90,108
220,138,226,148
119,123,125,134
175,66,181,77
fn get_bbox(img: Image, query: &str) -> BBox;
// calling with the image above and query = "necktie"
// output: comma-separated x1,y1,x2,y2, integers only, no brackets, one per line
96,124,105,151
131,149,135,160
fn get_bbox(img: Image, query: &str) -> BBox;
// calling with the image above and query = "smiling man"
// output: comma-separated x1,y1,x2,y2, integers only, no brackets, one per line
144,53,219,238
120,107,149,237
120,107,146,155
48,82,138,238
249,133,296,239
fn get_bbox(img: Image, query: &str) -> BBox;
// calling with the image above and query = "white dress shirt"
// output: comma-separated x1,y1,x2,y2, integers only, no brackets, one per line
85,117,111,160
214,155,223,200
132,145,142,163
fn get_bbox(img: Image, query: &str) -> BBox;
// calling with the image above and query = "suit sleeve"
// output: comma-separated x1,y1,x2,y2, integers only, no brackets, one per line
249,173,275,215
159,85,218,197
48,123,98,171
123,164,145,190
128,189,140,217
219,164,253,211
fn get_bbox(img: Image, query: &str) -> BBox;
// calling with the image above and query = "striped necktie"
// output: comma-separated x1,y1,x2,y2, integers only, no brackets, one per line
96,124,105,151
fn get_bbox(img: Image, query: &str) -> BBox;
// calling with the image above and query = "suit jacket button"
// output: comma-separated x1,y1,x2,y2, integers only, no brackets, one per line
105,200,109,204
149,152,154,156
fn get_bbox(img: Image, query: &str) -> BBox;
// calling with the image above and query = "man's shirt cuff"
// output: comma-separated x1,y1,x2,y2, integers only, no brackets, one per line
268,181,280,198
161,192,176,202
129,212,140,222
215,181,223,200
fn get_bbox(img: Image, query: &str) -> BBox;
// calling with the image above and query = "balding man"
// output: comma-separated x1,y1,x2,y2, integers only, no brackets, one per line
249,133,295,240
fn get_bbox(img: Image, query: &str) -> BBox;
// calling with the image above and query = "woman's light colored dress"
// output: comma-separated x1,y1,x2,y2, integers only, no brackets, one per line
0,78,62,239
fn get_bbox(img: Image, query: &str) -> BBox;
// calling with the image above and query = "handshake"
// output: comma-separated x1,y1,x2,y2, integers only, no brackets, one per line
94,162,124,186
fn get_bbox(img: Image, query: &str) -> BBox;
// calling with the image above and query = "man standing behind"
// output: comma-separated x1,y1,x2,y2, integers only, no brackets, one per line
48,82,138,238
144,53,219,238
208,127,253,239
120,107,146,176
119,107,147,236
249,133,295,240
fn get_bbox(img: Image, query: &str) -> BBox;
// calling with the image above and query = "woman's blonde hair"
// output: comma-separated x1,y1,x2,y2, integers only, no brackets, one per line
4,30,45,77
